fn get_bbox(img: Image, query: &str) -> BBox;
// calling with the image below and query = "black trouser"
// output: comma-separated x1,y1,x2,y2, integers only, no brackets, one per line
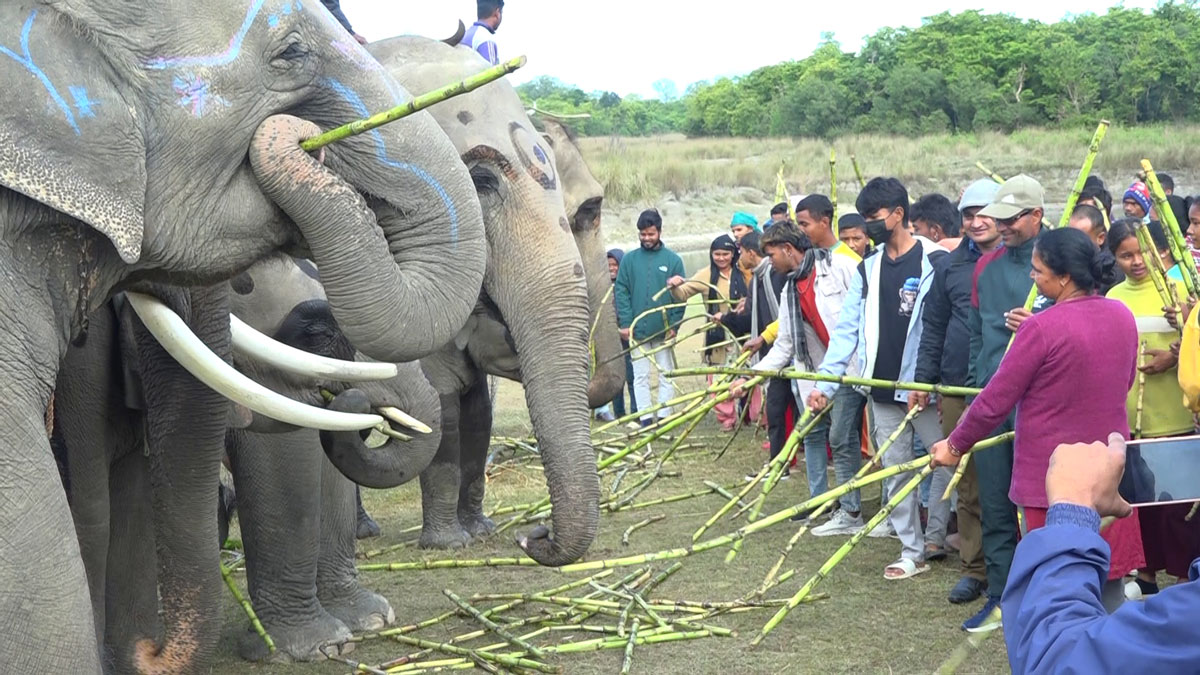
612,340,637,418
974,414,1018,598
766,378,799,461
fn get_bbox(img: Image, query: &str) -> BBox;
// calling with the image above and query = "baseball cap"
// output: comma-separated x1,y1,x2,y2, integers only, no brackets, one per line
958,179,1002,213
978,175,1045,220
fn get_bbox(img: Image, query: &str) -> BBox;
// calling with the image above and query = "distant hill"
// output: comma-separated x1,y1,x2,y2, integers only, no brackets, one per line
520,4,1200,139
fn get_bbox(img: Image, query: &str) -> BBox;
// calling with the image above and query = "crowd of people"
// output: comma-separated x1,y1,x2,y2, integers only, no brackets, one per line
607,171,1200,668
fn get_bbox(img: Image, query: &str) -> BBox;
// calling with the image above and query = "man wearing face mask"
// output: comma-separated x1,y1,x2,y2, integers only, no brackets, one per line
961,174,1051,632
806,177,948,580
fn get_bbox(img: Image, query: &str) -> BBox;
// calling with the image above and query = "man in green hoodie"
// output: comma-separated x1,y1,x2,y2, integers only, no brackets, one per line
958,174,1051,633
615,209,687,426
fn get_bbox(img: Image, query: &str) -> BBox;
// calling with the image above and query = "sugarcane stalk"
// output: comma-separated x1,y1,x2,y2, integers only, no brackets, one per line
1135,220,1183,320
1187,501,1200,521
387,635,559,674
942,451,973,502
221,562,275,654
1142,159,1200,297
588,284,615,378
316,644,387,674
1135,340,1148,439
544,627,715,654
480,571,614,621
301,56,526,151
755,405,920,595
664,366,982,397
352,610,458,643
934,605,1002,674
1058,121,1110,228
358,557,541,572
703,480,750,511
829,148,839,231
629,299,728,349
751,463,935,647
725,406,832,562
598,313,714,369
442,589,547,658
621,515,666,546
975,162,1005,184
607,483,737,513
619,619,639,674
850,154,866,188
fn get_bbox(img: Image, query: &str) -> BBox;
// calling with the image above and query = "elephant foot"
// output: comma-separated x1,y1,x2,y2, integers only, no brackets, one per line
237,611,352,663
459,511,496,539
356,511,382,540
419,523,472,550
320,584,396,633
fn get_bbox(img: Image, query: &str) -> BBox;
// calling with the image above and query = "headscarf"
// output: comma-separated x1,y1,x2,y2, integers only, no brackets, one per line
730,211,762,232
705,234,748,357
1125,182,1153,220
606,248,625,265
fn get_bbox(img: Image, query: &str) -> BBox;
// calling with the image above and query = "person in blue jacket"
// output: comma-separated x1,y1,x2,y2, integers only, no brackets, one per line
1003,432,1200,674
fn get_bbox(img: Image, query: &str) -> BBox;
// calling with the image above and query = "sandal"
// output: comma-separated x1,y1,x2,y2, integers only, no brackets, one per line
884,558,930,580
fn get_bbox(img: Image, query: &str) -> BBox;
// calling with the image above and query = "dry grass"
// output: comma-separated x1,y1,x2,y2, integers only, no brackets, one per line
209,303,1009,675
584,126,1200,246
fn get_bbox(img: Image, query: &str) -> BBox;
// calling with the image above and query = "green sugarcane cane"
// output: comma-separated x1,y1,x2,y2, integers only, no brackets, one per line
387,635,559,674
621,515,666,546
943,451,972,501
755,405,920,595
725,406,832,563
1058,121,1110,228
300,56,527,151
851,154,866,188
619,618,639,674
1142,159,1200,297
588,284,615,378
975,162,1006,184
1135,340,1148,439
830,148,839,232
598,313,715,369
935,605,1003,674
751,463,936,647
221,562,275,654
480,571,615,620
665,366,982,397
351,610,458,643
704,480,750,511
316,645,388,674
1134,220,1182,320
442,589,547,658
607,483,738,513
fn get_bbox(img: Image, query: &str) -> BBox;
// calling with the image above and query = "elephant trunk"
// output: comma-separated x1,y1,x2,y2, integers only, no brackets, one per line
131,287,230,675
495,238,599,566
320,364,442,488
249,115,484,364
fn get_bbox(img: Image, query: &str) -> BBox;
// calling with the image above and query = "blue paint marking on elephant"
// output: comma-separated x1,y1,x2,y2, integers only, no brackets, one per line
145,0,267,70
322,77,461,246
0,11,80,134
69,87,97,119
268,14,280,27
173,73,230,118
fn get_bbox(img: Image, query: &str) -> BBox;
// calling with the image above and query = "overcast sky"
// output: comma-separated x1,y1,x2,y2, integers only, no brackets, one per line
340,1,1160,99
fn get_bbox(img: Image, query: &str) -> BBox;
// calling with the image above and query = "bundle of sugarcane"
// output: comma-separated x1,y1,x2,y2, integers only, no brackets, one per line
665,366,981,398
1134,219,1183,321
1142,159,1200,297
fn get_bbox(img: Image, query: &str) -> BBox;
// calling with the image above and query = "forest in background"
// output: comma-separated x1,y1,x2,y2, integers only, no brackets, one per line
517,4,1200,138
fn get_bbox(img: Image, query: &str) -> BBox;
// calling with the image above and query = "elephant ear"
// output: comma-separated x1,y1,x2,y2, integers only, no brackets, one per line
0,7,146,263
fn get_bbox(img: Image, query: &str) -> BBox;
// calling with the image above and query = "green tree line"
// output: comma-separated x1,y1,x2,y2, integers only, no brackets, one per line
517,3,1200,138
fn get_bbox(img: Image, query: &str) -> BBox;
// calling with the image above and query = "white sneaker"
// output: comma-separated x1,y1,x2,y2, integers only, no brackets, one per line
866,521,899,539
811,510,864,537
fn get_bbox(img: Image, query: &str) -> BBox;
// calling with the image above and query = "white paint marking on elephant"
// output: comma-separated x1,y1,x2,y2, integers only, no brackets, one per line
229,313,399,382
127,293,383,431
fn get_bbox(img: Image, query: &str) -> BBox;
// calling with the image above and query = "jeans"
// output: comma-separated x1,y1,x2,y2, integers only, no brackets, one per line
611,342,638,419
870,401,944,562
801,385,866,513
631,339,677,422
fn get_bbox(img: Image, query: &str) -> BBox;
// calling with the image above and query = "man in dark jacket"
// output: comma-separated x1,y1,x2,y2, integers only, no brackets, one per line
596,249,637,422
615,210,686,426
959,174,1051,632
911,178,1001,605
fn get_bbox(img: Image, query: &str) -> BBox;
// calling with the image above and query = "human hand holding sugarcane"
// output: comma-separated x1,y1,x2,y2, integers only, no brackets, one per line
929,438,962,468
1138,346,1177,375
806,389,828,412
907,391,930,412
741,336,765,354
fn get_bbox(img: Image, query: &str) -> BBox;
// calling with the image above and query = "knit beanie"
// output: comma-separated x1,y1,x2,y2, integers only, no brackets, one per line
1124,182,1153,216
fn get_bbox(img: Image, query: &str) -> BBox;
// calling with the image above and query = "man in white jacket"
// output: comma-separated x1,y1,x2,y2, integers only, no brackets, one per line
733,221,864,530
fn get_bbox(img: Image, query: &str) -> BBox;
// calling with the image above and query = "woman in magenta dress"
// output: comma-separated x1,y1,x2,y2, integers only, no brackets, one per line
931,227,1144,609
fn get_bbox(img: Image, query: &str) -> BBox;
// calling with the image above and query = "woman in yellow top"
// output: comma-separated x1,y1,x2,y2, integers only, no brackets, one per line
667,234,748,429
1106,217,1200,596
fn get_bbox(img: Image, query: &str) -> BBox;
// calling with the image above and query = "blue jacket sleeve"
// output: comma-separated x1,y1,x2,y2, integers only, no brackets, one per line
615,257,633,329
1003,504,1200,674
815,264,864,398
667,255,687,329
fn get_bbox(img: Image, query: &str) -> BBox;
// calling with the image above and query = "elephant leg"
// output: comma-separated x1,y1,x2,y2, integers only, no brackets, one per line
355,486,381,540
418,392,470,549
227,429,351,663
316,457,394,633
103,449,161,673
457,376,495,539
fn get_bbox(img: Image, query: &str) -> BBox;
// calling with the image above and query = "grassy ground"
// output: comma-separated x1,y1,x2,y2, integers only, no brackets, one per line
584,126,1200,253
210,307,1010,675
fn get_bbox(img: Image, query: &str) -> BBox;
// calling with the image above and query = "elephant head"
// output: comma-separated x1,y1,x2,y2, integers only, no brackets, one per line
0,3,485,672
369,37,605,566
228,256,442,488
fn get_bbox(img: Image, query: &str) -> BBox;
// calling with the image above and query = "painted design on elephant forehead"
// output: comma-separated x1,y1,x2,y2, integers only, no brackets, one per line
321,77,461,246
508,122,557,191
144,0,267,70
268,0,305,28
174,74,231,118
69,87,98,119
0,10,81,134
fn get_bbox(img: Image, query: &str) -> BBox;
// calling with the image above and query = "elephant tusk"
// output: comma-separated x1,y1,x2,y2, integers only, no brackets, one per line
230,314,399,382
127,293,384,432
378,406,433,434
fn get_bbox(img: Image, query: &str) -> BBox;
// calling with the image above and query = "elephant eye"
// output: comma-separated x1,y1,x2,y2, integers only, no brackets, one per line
470,166,500,194
277,42,309,61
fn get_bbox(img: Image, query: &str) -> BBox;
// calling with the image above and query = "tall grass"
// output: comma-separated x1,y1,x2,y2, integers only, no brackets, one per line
581,126,1200,206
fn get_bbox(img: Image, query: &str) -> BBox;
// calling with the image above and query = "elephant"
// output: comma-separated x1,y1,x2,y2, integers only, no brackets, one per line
363,37,625,559
0,1,487,672
222,255,444,662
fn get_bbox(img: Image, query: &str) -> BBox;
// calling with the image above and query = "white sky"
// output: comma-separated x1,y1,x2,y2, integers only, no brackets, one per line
340,1,1161,99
